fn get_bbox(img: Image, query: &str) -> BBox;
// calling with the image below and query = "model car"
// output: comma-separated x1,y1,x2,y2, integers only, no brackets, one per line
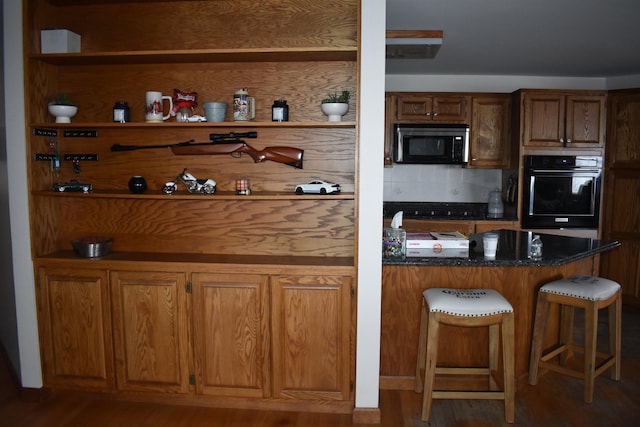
294,180,341,194
54,180,92,193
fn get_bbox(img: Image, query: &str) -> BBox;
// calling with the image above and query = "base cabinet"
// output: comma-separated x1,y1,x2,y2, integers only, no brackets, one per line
36,263,354,409
36,268,114,391
110,270,190,394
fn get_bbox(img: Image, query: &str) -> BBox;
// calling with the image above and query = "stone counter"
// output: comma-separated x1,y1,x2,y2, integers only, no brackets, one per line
383,229,620,267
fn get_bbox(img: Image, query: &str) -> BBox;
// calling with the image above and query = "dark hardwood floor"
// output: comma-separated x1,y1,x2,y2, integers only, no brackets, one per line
1,305,639,426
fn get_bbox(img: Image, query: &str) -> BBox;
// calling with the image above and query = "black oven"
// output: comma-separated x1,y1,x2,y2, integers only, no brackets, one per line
522,155,602,229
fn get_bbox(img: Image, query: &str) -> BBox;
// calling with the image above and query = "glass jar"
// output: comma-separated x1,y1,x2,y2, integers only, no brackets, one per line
272,99,289,122
113,101,130,123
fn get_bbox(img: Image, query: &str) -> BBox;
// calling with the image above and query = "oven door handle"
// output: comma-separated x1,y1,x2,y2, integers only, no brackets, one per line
530,168,602,174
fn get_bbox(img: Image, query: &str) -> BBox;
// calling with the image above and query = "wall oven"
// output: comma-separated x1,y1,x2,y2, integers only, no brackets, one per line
522,155,602,229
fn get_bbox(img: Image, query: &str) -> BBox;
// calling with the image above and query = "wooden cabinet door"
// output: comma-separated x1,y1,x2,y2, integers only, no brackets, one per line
191,273,270,398
432,95,469,122
396,94,468,122
396,94,434,121
469,95,512,168
600,90,640,301
565,95,606,147
271,274,352,401
522,92,566,147
110,270,190,393
37,267,114,390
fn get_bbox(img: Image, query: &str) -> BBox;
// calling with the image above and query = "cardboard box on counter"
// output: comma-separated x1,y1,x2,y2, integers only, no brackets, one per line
41,29,81,54
406,247,469,258
406,231,469,249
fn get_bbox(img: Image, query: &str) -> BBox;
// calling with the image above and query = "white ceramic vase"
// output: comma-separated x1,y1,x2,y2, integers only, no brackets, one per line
48,104,78,123
321,102,349,122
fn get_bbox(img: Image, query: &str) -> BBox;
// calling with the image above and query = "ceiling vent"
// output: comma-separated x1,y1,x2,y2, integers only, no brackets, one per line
386,30,443,59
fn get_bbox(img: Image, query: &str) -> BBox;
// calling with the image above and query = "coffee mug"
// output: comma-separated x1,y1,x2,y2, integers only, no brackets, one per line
145,91,173,122
233,88,255,121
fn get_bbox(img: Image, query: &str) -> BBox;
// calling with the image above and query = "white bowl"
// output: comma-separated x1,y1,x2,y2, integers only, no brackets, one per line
48,104,78,123
321,102,349,121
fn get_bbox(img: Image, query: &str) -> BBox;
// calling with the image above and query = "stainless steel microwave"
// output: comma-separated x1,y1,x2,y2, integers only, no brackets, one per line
393,123,469,164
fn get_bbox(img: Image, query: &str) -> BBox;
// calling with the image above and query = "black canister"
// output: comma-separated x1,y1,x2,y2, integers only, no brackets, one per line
128,176,147,194
113,101,130,123
271,99,289,122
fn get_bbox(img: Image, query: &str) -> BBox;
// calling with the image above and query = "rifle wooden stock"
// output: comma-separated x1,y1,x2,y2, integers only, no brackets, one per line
171,142,304,169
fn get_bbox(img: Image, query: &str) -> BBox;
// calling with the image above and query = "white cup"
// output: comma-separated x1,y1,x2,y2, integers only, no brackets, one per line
483,232,499,259
145,91,173,122
203,102,227,122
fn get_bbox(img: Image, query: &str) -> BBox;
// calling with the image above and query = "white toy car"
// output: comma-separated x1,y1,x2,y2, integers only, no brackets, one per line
295,180,341,195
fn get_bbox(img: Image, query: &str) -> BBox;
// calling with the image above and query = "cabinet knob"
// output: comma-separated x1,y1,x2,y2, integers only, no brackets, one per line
425,112,431,116
560,138,565,143
432,112,438,117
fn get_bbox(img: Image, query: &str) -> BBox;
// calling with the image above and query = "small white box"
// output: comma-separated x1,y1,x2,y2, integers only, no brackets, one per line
40,29,81,54
406,232,469,249
406,247,469,258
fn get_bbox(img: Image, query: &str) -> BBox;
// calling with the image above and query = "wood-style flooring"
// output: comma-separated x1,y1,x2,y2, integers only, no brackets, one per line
1,305,639,426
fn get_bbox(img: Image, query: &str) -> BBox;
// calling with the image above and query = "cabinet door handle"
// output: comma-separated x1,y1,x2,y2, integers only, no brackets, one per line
432,112,438,117
425,112,431,116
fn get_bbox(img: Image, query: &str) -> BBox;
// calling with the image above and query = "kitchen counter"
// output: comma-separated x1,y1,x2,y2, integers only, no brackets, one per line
383,229,621,267
380,231,621,391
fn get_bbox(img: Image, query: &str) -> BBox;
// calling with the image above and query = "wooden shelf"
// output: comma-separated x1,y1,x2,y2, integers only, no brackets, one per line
31,121,357,129
32,190,355,200
31,47,358,66
37,250,355,269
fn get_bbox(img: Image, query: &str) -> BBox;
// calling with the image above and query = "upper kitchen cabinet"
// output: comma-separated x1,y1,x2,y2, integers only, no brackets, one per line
515,90,606,151
394,93,470,123
468,95,513,169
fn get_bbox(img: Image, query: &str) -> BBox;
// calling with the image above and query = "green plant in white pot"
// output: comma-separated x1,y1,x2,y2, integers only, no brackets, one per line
321,90,350,122
48,93,78,123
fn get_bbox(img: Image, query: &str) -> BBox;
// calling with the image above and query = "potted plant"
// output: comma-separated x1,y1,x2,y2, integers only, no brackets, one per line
321,90,350,121
48,93,78,123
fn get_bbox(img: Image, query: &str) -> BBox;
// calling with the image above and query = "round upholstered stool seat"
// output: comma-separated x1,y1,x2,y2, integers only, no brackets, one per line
539,275,621,301
415,288,515,423
529,275,621,403
424,288,514,317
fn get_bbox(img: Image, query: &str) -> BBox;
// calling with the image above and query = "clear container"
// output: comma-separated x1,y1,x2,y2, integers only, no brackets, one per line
530,234,543,259
382,227,406,259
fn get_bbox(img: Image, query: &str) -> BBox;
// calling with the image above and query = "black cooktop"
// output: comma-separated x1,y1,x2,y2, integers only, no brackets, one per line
383,202,488,220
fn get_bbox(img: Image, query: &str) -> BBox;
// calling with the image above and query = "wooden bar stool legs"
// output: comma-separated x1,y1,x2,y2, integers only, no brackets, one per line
414,288,515,423
529,275,622,403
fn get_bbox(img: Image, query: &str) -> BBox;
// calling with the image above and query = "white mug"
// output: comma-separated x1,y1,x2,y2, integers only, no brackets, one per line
145,91,173,122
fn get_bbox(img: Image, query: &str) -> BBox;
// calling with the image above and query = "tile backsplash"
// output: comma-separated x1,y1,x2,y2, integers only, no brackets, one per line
383,164,502,203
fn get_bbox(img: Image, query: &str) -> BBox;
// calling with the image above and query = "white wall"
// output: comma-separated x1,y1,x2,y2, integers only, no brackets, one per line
3,0,42,388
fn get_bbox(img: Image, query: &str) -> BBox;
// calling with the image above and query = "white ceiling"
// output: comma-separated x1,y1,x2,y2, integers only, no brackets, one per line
386,0,640,77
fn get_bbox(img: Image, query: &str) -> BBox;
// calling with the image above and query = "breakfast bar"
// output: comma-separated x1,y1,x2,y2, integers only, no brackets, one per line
380,230,620,390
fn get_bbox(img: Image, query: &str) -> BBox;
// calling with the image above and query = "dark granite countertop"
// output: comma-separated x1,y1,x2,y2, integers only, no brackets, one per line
383,229,621,267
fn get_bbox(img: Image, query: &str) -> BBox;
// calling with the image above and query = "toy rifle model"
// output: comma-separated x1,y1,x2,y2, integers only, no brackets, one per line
110,131,303,169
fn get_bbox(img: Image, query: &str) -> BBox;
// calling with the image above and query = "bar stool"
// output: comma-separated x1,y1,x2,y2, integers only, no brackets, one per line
528,275,621,403
414,288,515,423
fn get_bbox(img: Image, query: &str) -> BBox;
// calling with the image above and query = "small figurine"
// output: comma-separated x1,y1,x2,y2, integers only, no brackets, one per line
177,169,216,194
